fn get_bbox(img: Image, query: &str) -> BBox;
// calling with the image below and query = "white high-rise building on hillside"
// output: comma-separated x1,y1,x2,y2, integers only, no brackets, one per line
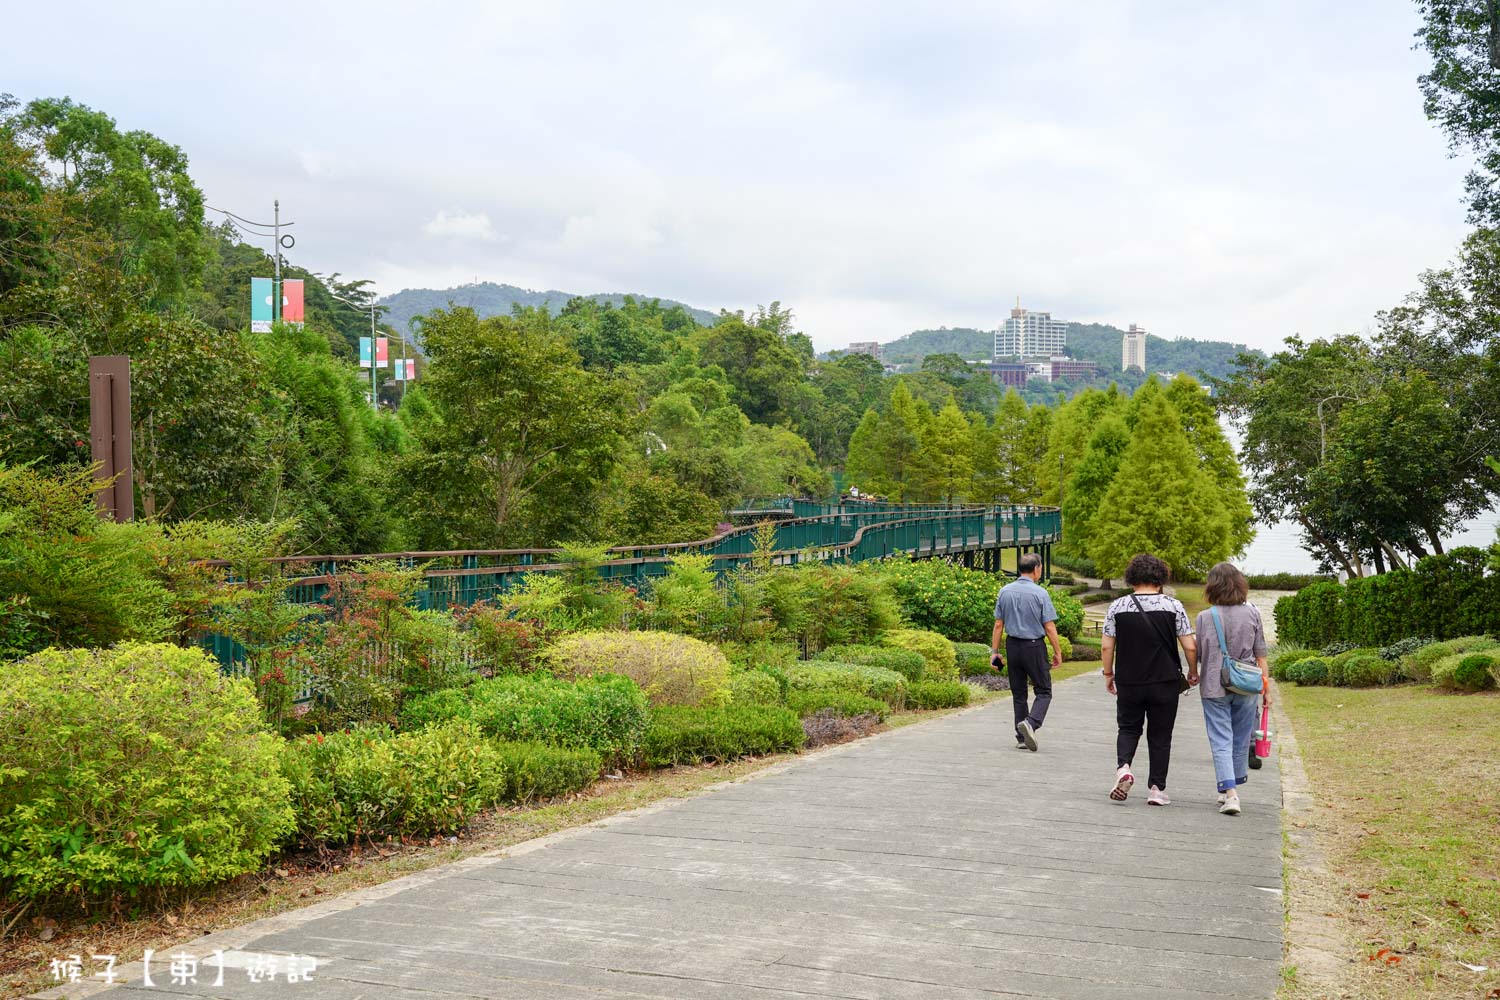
993,301,1068,360
1122,324,1147,371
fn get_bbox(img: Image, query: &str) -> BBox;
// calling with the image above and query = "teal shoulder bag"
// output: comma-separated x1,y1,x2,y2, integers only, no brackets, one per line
1211,606,1264,696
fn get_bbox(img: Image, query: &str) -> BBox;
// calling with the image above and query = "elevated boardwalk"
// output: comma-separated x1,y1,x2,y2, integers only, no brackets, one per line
223,499,1062,611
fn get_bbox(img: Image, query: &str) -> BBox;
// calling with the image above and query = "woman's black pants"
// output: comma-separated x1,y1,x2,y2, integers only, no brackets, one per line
1116,680,1181,790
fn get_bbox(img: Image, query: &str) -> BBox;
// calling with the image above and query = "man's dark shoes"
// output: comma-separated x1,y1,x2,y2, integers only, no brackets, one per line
1016,719,1038,752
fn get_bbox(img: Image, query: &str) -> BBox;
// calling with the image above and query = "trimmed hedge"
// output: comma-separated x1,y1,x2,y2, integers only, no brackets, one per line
815,644,926,682
1274,548,1500,647
729,668,783,706
400,674,649,767
786,689,889,722
1290,657,1331,686
642,705,805,767
0,644,294,902
785,661,909,708
1339,654,1393,688
879,629,957,681
493,742,601,802
906,679,972,710
279,723,508,847
1433,652,1499,692
544,630,731,707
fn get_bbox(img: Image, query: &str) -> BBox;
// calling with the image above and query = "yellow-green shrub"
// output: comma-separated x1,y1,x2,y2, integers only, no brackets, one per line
544,631,731,707
729,668,782,706
0,644,294,902
880,629,957,680
784,661,908,708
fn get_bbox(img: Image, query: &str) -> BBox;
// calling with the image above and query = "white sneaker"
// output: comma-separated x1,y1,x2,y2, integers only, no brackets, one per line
1147,786,1170,806
1109,765,1134,801
1216,793,1226,805
1219,793,1241,815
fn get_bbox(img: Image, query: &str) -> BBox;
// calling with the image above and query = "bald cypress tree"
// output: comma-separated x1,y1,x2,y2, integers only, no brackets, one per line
1089,395,1233,580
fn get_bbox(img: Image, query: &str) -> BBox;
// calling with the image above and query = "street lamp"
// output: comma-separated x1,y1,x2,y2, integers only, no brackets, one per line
205,201,296,321
328,290,381,410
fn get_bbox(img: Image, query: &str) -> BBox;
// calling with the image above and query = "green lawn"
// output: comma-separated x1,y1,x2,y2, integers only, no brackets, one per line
1281,683,1500,999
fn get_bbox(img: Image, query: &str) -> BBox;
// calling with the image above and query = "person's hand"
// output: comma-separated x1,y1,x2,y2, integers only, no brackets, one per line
1187,669,1199,687
1105,674,1117,696
1262,687,1273,708
990,653,1004,670
1051,649,1063,669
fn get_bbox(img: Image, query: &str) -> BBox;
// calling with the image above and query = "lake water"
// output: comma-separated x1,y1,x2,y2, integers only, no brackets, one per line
1221,418,1499,575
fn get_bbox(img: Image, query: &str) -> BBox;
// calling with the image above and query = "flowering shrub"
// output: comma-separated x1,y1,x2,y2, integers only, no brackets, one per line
879,629,958,681
0,644,294,902
874,558,996,642
814,644,926,682
544,630,732,708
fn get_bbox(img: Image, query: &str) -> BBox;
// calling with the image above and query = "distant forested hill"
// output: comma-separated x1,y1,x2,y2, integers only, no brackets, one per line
1063,323,1256,380
378,282,720,335
878,321,1256,380
879,327,991,365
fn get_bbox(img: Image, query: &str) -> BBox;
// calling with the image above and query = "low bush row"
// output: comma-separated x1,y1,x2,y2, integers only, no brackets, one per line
399,673,649,768
905,680,972,710
815,643,926,682
1271,634,1500,690
1245,573,1335,591
785,661,909,708
786,688,889,722
643,705,806,767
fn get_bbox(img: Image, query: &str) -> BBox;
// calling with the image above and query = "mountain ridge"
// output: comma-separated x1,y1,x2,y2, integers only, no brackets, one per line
376,281,721,334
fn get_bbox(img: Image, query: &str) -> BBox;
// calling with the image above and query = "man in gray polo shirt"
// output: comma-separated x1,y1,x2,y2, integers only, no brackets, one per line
990,553,1064,751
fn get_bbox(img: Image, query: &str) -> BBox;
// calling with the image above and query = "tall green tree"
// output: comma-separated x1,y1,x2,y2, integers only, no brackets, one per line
1089,395,1232,580
1059,415,1131,559
1164,374,1255,556
914,399,976,503
1416,1,1500,223
392,308,629,547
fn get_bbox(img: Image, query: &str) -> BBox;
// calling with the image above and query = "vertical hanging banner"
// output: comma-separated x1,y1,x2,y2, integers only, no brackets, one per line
359,337,373,369
376,337,389,368
250,277,274,332
406,359,416,380
281,279,305,325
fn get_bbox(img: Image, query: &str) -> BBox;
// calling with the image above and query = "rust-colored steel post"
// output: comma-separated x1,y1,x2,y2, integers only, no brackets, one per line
88,355,134,521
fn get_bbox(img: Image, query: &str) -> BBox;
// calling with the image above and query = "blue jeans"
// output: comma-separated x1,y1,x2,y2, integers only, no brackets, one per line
1201,693,1259,793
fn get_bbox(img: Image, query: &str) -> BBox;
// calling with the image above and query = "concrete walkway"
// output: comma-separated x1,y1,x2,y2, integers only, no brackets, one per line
84,675,1284,1000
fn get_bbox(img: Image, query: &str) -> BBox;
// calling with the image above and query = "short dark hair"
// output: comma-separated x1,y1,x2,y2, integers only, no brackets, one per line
1123,553,1170,587
1204,561,1249,606
1018,553,1043,575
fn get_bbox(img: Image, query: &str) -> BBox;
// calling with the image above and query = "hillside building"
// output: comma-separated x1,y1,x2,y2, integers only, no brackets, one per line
983,361,1029,387
994,302,1068,360
846,341,882,361
1122,324,1147,371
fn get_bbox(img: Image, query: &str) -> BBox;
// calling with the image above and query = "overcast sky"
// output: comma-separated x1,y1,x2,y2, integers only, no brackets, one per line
4,1,1475,351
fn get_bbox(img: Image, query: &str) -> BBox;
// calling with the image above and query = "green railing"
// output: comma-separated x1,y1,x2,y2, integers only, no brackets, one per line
201,498,1061,670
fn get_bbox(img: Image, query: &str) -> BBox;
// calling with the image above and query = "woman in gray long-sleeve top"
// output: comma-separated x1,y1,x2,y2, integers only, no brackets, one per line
1194,562,1271,816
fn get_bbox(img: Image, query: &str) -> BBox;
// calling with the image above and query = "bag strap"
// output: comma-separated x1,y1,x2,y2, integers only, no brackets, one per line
1210,606,1230,664
1129,593,1183,675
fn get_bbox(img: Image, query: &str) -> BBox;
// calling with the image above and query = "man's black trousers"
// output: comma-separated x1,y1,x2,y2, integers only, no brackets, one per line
1006,636,1051,741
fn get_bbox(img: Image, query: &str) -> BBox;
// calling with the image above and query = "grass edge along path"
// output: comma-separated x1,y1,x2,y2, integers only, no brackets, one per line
1276,683,1500,1000
5,692,1001,1000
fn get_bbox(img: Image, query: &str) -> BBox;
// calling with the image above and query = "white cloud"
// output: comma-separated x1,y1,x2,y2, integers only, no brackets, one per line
422,210,497,242
22,1,1471,351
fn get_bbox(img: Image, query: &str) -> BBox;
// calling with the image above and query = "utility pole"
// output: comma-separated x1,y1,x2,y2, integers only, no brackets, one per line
330,290,382,411
205,201,296,322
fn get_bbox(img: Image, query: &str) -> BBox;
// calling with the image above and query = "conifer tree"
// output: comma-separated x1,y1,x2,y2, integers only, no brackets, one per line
915,399,976,503
1089,395,1233,579
1059,415,1131,559
1165,374,1256,556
